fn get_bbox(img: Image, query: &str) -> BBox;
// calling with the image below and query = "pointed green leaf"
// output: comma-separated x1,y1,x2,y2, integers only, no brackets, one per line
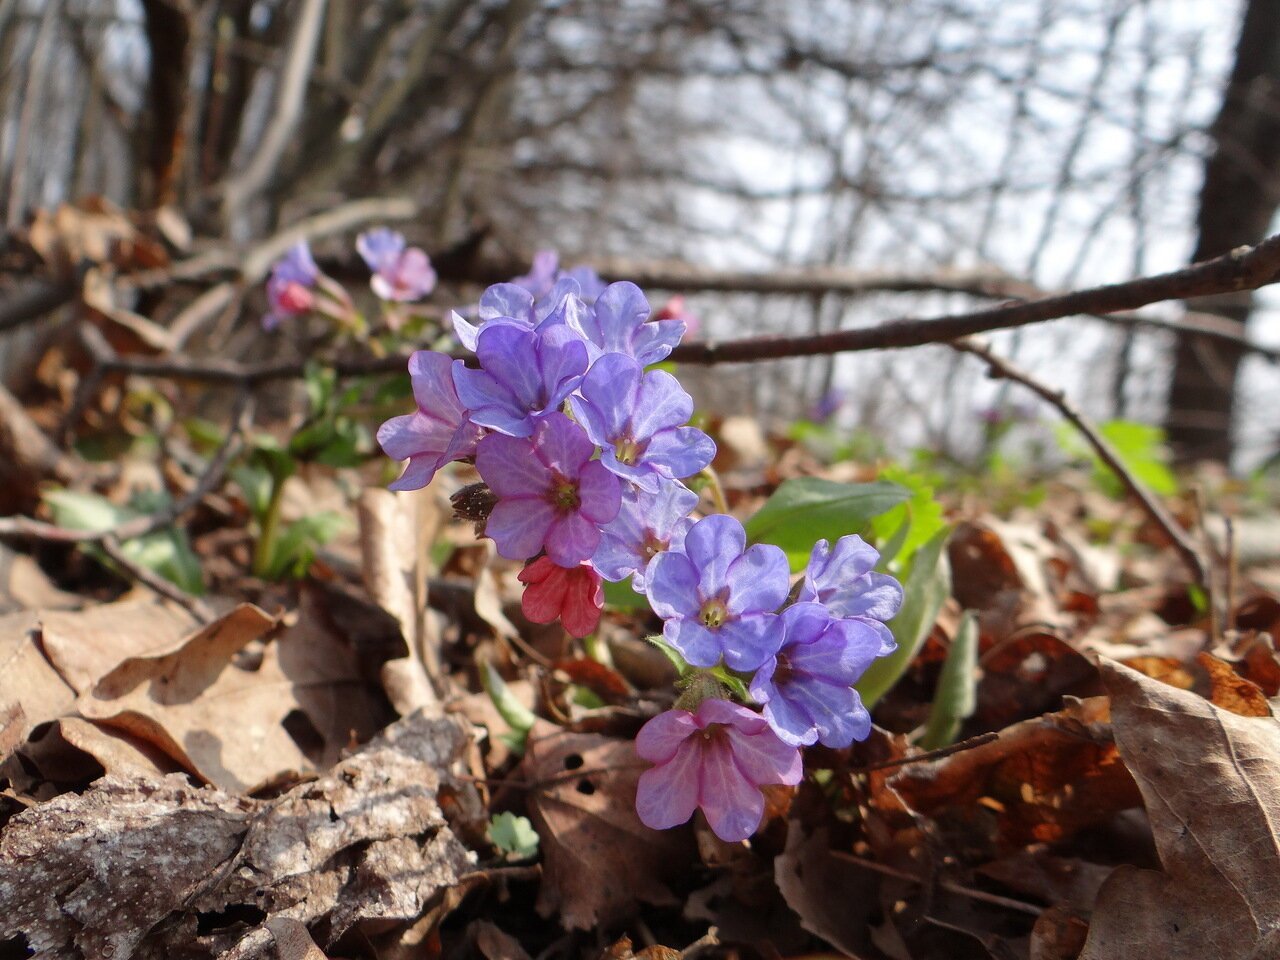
918,610,979,750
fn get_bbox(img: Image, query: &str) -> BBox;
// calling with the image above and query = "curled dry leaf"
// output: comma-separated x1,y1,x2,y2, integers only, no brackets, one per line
0,712,478,959
890,697,1142,856
521,721,688,929
78,600,391,792
774,825,880,958
1078,660,1280,960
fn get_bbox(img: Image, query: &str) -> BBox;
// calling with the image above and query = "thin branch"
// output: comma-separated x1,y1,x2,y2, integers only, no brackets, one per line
93,233,1280,385
100,534,215,623
952,337,1208,587
668,234,1280,364
220,0,328,225
829,851,1043,917
0,391,256,544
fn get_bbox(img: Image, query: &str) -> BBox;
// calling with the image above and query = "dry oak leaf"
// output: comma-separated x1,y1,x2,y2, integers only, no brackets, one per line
890,696,1142,856
78,599,390,792
0,711,478,960
521,721,688,930
1078,660,1280,960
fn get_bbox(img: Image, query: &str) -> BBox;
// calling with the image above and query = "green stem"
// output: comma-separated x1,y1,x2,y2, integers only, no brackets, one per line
702,466,729,515
252,473,287,579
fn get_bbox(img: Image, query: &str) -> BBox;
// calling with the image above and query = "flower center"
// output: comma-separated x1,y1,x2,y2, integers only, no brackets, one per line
772,652,794,686
699,598,729,629
640,530,668,560
550,476,580,511
614,436,641,466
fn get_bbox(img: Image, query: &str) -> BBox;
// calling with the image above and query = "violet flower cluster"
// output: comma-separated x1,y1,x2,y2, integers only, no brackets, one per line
262,238,905,846
376,254,704,640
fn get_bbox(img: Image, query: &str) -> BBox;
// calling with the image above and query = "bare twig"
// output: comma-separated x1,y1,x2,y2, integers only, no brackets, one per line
0,390,255,544
953,337,1208,587
100,534,215,623
220,0,328,225
90,233,1280,385
847,731,1000,775
829,851,1043,917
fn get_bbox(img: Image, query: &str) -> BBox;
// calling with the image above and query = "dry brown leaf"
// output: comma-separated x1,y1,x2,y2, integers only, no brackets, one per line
77,604,294,790
0,712,477,959
1078,660,1280,960
976,631,1098,730
522,722,687,929
891,697,1142,855
38,599,199,694
358,487,442,714
0,611,77,750
0,546,81,614
9,716,178,786
774,825,880,958
267,917,330,959
473,920,534,960
0,703,25,765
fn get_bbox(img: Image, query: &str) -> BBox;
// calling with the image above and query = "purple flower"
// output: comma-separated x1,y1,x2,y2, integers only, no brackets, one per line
560,264,608,303
645,514,789,671
798,536,904,654
474,413,621,566
452,323,588,438
568,354,715,492
809,389,845,424
263,242,320,330
452,279,585,352
377,351,483,490
511,249,560,299
567,281,684,366
357,228,436,301
635,699,802,842
592,479,699,592
749,602,887,748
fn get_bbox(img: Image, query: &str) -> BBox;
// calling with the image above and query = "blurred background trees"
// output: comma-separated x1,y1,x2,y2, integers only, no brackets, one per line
0,0,1275,468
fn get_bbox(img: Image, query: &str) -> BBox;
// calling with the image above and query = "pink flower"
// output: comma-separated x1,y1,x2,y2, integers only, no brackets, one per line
357,228,437,302
654,295,698,340
517,556,603,638
635,699,802,842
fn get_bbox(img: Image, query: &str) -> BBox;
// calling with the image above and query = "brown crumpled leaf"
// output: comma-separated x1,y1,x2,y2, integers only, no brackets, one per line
266,918,329,960
773,825,881,958
0,711,478,959
78,600,391,792
891,697,1142,856
1078,660,1280,959
522,721,688,929
8,716,179,787
0,611,77,753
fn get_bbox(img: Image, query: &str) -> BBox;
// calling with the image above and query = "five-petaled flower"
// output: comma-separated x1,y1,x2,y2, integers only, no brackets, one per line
570,354,715,492
645,514,790,671
376,351,482,491
749,601,887,747
475,412,621,567
357,228,437,301
798,536,904,655
635,698,802,842
518,556,604,638
592,480,699,593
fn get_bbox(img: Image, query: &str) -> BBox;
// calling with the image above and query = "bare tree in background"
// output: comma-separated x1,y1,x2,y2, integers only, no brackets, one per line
1165,0,1280,464
0,0,1269,466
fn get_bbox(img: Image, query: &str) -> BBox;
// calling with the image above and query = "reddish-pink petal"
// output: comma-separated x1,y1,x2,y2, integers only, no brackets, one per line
697,736,765,842
636,740,700,830
635,709,698,763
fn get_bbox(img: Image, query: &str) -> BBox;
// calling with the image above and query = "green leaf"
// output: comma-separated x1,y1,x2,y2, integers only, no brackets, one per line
744,478,910,569
43,490,205,595
1056,419,1178,499
918,610,978,750
855,527,951,708
480,660,536,753
487,812,540,859
230,463,274,521
602,577,649,610
647,635,691,677
259,511,347,580
868,466,947,566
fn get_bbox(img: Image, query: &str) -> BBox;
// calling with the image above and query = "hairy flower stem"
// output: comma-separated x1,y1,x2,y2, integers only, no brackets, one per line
701,466,729,514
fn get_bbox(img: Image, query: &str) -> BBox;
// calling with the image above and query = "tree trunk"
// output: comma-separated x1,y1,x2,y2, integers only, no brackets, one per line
1166,0,1280,463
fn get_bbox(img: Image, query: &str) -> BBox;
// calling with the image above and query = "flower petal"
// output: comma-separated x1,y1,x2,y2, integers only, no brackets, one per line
579,353,641,441
664,617,724,668
645,551,702,619
631,369,694,438
545,511,601,567
636,709,698,763
487,498,555,561
636,741,700,831
683,514,746,596
725,543,790,616
698,737,765,842
475,433,552,498
641,426,716,480
717,614,784,671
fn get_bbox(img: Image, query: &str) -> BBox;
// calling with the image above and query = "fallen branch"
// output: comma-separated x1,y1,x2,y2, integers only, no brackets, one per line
952,336,1208,587
100,534,215,623
87,233,1280,385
